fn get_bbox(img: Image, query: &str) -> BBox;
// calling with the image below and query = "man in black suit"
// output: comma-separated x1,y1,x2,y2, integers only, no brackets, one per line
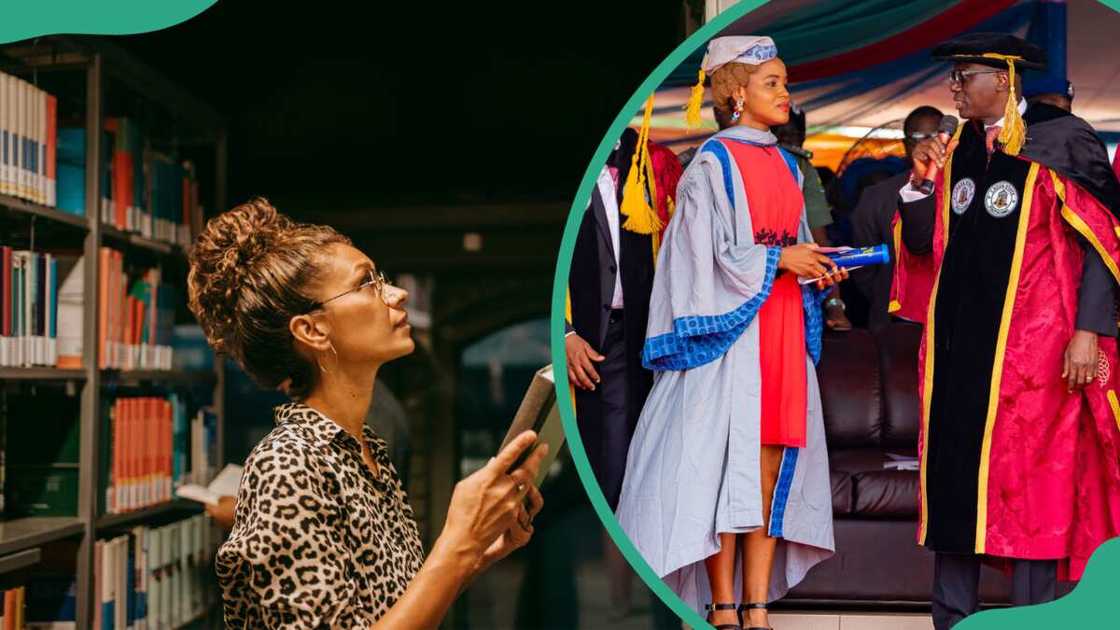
849,105,942,331
567,129,684,627
565,127,655,511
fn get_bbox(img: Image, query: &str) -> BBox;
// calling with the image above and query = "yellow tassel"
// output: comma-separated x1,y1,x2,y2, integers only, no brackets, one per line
565,287,572,325
980,53,1027,156
621,95,662,235
685,69,706,129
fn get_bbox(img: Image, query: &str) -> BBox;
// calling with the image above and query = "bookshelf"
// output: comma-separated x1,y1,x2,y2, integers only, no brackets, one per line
0,36,227,628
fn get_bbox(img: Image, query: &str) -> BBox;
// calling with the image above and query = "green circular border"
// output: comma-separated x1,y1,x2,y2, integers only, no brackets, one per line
0,0,218,43
548,2,1120,628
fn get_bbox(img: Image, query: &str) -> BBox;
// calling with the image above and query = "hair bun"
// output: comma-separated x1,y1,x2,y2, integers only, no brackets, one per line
188,197,287,355
186,198,350,399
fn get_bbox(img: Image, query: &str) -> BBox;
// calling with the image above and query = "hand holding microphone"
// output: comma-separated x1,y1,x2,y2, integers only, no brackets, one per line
911,115,959,195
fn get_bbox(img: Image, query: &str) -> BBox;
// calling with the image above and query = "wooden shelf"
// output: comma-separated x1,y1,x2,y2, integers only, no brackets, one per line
0,367,87,381
1,35,227,629
0,548,42,576
102,369,216,386
0,193,89,230
95,499,201,532
0,517,84,556
101,225,181,257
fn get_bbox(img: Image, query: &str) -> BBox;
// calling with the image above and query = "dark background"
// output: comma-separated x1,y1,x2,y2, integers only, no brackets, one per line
118,0,688,211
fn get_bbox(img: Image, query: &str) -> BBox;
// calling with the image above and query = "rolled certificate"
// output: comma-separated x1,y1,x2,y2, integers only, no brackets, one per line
825,244,890,268
797,244,890,285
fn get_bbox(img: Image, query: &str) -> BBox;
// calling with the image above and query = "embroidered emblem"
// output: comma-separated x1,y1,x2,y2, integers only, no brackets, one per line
1099,350,1112,388
984,181,1019,218
952,178,975,215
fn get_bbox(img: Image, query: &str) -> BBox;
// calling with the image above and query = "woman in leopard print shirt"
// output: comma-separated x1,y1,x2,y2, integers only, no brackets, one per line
187,198,546,628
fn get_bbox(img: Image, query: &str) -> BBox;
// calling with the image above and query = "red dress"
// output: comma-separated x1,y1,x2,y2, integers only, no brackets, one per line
725,141,807,448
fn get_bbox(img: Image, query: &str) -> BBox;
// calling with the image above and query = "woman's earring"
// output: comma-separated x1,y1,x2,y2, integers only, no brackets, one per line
318,340,339,374
731,98,744,123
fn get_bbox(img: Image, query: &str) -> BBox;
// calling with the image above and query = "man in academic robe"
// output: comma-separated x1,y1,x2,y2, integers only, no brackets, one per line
897,32,1120,630
850,105,942,331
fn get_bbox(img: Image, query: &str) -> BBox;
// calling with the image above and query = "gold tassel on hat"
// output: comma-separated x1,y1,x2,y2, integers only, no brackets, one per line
620,94,662,235
981,53,1027,156
685,69,706,129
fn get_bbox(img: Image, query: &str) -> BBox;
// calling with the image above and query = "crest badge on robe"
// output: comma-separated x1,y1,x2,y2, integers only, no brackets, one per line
952,177,976,215
984,180,1019,218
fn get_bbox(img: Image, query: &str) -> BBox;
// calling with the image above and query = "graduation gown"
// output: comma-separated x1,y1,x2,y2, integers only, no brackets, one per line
615,126,834,612
901,104,1120,579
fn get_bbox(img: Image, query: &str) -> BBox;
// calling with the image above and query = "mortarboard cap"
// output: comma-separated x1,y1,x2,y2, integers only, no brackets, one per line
931,33,1046,155
931,32,1047,70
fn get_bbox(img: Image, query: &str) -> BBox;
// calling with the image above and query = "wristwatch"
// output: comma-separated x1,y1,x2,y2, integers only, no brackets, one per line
825,297,846,312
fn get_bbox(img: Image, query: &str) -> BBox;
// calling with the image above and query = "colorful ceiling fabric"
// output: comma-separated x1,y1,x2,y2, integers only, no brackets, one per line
664,0,1018,87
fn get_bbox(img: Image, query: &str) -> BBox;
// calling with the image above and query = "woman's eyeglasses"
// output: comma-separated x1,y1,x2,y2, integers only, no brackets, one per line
948,69,1002,85
307,269,390,312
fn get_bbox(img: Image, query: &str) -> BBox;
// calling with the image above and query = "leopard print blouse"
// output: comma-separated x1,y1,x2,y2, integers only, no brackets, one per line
216,402,425,628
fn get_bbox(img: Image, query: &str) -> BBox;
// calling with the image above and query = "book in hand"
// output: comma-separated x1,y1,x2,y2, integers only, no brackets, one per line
174,463,242,506
498,365,565,487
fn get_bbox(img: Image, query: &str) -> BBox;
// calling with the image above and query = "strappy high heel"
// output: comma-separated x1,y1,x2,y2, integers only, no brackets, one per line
739,602,772,630
704,602,742,630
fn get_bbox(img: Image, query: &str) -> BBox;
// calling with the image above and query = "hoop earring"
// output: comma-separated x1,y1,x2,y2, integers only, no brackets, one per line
317,340,339,374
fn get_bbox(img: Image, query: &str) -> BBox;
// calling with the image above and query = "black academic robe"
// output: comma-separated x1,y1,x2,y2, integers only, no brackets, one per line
900,103,1120,558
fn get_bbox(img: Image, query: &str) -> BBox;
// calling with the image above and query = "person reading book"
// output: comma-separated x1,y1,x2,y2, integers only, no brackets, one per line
187,198,547,628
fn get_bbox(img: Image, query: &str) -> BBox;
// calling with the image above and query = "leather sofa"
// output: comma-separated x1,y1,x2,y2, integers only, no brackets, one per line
785,322,1013,607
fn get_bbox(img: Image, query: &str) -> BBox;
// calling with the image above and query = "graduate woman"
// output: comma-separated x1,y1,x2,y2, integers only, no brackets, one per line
187,199,547,628
615,37,843,630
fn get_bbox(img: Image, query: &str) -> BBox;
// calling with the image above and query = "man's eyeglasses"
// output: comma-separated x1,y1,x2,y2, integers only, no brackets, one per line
948,69,1002,85
906,132,936,141
308,269,390,312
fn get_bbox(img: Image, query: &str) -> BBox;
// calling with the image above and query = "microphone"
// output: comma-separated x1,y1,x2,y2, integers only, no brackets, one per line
916,115,959,195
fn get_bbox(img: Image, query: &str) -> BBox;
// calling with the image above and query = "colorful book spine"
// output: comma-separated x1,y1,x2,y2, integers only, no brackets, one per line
0,72,58,207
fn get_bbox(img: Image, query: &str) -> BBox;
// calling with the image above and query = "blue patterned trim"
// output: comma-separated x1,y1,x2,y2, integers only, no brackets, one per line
701,140,737,204
736,43,778,65
768,446,799,538
802,285,828,365
776,147,800,185
642,247,781,371
702,138,800,202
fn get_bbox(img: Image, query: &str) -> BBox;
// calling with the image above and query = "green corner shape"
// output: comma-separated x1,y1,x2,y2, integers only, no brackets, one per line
0,0,218,44
548,1,1120,629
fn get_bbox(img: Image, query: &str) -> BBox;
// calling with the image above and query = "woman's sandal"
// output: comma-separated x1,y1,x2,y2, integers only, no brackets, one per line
704,602,743,630
739,602,772,630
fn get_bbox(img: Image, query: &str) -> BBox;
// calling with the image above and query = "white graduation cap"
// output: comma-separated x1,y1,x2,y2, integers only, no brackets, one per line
686,36,778,128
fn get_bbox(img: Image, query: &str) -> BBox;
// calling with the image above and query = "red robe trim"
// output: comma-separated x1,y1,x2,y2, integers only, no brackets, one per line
918,139,1120,579
888,211,936,324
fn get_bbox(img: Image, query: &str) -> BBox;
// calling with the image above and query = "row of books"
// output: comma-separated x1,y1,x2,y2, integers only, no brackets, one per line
0,245,178,370
97,248,175,371
0,71,57,207
56,119,205,249
0,247,82,368
95,515,215,630
0,390,216,518
102,396,217,516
